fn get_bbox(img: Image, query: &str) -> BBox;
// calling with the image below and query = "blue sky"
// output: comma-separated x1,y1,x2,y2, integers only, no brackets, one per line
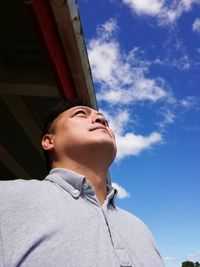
77,0,200,266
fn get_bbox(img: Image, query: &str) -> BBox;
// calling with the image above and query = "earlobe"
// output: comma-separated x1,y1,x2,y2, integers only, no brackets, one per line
41,134,54,151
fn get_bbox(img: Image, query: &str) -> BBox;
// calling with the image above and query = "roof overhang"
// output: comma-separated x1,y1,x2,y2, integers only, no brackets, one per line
0,0,97,179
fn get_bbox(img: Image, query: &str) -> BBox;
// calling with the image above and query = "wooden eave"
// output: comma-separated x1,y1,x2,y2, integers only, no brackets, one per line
0,0,97,179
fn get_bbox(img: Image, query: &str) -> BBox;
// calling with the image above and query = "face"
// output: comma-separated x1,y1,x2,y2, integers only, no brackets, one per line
42,106,117,162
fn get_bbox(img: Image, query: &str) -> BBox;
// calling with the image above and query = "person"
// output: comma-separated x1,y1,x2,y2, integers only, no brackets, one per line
0,99,164,267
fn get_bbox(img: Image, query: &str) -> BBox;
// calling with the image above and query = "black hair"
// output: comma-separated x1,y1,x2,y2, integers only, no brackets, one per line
42,98,92,171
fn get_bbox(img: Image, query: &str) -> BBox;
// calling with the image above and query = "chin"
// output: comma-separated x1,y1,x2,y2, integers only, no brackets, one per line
89,140,116,158
104,144,117,162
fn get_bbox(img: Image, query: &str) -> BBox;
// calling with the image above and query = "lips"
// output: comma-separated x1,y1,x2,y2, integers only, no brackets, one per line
89,124,109,133
89,124,114,140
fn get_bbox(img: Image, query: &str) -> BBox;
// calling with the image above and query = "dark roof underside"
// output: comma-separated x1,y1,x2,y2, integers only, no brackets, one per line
0,0,97,180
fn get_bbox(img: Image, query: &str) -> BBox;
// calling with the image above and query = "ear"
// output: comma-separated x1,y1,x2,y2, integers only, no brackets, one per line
41,134,54,151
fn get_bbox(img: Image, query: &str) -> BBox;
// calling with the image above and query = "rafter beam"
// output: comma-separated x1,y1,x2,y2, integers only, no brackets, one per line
0,83,59,97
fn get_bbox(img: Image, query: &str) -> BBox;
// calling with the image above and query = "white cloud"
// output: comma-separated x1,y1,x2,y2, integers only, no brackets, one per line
154,55,191,71
96,78,167,104
172,55,191,70
179,96,199,109
121,0,200,25
160,34,192,71
112,182,130,199
157,95,200,128
159,109,176,128
153,51,191,71
157,96,199,128
192,18,200,32
181,0,200,10
100,108,163,159
122,0,164,16
180,97,194,107
88,19,169,105
116,131,162,160
99,108,130,135
97,18,118,38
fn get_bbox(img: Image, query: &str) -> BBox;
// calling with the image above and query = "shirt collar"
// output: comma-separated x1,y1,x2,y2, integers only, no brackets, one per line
45,168,117,207
45,168,85,198
106,184,118,208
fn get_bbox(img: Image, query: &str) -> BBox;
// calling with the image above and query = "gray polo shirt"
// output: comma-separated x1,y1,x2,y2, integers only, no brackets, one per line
0,168,164,267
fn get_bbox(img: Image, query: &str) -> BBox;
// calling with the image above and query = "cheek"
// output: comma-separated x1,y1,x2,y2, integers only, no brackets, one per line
55,127,82,145
109,129,116,140
53,127,70,144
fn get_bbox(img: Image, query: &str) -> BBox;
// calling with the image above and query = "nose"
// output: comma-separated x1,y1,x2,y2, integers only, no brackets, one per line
92,114,108,127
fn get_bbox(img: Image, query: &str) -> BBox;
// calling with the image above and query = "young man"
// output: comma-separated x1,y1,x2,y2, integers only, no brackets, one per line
0,100,164,267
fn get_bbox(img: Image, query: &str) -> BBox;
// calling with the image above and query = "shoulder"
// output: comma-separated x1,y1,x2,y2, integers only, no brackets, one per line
115,206,148,228
114,206,158,245
0,179,47,195
0,179,54,210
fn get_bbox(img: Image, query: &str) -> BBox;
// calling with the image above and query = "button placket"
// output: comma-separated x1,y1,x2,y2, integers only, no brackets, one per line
105,209,132,267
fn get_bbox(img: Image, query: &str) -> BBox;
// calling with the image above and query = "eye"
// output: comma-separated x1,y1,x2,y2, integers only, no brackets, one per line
73,109,87,116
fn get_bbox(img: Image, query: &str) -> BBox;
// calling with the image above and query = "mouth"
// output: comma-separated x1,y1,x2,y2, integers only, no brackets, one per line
89,125,109,133
89,124,115,141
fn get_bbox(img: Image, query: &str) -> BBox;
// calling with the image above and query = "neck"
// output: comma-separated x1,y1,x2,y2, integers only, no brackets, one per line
52,157,110,206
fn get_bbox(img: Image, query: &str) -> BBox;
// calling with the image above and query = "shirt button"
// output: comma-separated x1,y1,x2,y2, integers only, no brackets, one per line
72,189,80,197
82,182,89,190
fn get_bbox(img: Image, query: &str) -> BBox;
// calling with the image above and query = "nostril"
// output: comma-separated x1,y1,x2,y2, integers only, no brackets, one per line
94,115,108,126
95,118,106,126
95,118,103,124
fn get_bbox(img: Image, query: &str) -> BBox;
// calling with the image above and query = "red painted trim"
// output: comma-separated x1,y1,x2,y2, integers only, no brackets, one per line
27,0,76,100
